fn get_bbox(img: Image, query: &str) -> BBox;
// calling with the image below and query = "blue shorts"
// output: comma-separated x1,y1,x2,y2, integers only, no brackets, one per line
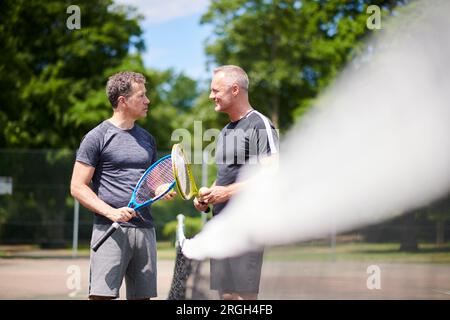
89,224,157,299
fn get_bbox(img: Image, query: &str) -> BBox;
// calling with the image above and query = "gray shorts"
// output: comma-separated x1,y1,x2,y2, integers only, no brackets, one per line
89,224,157,299
210,250,263,294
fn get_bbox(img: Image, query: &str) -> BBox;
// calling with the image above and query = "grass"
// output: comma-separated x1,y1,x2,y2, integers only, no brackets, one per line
0,242,178,259
264,242,450,263
1,241,449,263
69,241,178,260
154,241,450,262
157,241,177,260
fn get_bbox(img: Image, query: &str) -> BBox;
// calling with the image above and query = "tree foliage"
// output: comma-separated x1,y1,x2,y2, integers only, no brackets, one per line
0,0,214,245
0,0,145,148
201,0,408,130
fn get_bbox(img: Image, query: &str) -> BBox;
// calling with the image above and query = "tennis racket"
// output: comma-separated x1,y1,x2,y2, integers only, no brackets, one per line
171,143,210,213
91,154,175,252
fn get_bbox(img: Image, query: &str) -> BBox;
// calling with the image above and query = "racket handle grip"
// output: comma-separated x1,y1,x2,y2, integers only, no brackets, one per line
91,222,120,252
198,200,210,214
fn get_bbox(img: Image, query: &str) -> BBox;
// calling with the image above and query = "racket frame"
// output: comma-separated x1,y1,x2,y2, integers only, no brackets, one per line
171,144,199,200
171,144,210,214
92,154,175,252
128,154,176,211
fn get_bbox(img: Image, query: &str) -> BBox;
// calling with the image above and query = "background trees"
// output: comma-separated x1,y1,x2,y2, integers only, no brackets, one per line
0,0,448,247
201,0,408,130
0,0,144,148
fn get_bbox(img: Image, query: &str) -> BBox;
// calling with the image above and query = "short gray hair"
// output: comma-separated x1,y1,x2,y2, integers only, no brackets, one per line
213,65,249,91
106,71,146,108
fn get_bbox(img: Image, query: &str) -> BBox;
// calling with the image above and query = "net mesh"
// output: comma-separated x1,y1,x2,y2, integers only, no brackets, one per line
167,214,214,300
167,249,214,300
167,245,193,300
135,157,174,204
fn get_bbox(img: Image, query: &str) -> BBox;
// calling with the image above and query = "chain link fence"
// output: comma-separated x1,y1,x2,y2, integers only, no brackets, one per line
0,149,448,248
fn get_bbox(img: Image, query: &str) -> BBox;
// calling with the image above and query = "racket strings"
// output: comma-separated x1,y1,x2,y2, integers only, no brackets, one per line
173,148,192,199
135,157,174,204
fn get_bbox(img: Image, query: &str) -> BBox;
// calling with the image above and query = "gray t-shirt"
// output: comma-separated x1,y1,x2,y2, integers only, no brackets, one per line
76,120,157,227
214,110,279,215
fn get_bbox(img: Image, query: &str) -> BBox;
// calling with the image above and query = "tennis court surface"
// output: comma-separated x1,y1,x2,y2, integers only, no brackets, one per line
1,246,449,300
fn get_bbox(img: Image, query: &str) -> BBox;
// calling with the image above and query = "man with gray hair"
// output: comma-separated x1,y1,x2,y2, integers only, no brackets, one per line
194,65,279,300
71,71,174,300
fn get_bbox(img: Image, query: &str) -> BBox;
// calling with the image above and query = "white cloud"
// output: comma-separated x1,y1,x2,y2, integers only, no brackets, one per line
116,0,210,24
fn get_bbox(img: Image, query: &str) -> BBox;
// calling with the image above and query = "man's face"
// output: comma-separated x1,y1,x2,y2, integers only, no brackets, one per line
123,82,150,119
209,72,234,113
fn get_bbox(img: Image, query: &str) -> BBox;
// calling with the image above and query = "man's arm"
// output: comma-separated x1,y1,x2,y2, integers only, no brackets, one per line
70,161,135,222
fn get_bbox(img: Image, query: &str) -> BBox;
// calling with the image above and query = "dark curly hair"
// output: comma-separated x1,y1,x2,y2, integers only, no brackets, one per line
106,71,146,108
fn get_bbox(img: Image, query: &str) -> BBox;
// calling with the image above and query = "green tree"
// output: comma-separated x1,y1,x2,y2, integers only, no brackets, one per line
201,0,408,130
145,69,202,150
0,0,144,148
0,1,226,246
428,195,450,247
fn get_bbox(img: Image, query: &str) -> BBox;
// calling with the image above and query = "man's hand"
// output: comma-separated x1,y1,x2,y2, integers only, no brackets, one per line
197,186,230,205
155,184,176,200
163,189,176,200
193,197,210,212
105,207,136,222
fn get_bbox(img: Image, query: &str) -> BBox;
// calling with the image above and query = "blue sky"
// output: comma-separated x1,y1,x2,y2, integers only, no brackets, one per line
117,0,212,80
141,13,213,80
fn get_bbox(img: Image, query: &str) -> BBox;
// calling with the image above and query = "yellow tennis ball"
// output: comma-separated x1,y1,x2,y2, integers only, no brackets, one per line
198,187,209,196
